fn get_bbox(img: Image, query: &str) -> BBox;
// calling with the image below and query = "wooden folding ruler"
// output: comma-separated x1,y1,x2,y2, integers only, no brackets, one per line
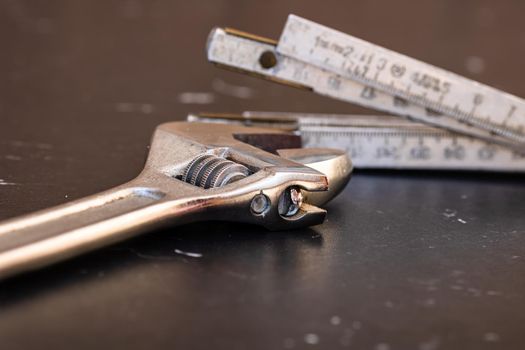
203,15,525,172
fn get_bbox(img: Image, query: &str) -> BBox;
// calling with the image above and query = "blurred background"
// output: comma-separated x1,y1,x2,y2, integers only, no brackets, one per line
0,1,524,349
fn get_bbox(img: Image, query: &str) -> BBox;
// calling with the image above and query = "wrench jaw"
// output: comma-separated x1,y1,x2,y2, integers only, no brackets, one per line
240,167,329,231
190,168,329,231
140,121,350,231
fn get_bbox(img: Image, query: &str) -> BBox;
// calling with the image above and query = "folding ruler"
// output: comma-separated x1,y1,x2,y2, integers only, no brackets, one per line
204,14,525,172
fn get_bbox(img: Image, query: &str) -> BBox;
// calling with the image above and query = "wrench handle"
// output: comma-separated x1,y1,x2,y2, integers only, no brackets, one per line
0,183,174,280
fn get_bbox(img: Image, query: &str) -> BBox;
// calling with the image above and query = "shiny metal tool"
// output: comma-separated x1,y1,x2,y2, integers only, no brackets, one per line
0,122,351,280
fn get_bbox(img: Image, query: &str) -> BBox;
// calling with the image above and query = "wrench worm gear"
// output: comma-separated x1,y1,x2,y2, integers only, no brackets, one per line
182,154,251,189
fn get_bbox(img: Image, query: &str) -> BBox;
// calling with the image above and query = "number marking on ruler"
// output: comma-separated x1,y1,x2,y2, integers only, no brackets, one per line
206,15,525,153
189,112,525,172
279,15,525,145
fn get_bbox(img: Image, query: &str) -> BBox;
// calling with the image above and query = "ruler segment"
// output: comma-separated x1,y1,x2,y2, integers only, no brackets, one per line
278,15,525,147
188,112,525,172
207,27,524,152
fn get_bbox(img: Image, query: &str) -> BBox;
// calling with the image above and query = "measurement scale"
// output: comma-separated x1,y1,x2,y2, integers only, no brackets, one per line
206,15,525,155
189,112,525,172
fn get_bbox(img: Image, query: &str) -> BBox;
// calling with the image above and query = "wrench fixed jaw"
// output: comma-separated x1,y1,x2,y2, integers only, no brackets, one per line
138,122,351,230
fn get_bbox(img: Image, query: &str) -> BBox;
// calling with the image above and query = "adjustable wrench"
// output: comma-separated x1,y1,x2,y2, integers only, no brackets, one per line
0,122,352,280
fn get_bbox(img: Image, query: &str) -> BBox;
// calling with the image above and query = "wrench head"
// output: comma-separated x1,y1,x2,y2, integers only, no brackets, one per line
141,122,352,230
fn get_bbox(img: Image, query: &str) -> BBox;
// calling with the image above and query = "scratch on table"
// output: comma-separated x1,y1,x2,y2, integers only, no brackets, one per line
174,248,202,258
0,179,17,186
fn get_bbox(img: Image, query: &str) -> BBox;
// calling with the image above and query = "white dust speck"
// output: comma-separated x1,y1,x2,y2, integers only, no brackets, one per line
461,194,468,199
330,315,341,325
511,255,520,259
384,300,394,308
283,338,295,349
457,218,467,224
465,56,486,74
64,194,69,198
443,209,457,218
212,78,254,99
483,332,500,342
0,179,17,186
140,103,154,114
174,249,202,258
304,333,319,345
375,342,390,350
177,92,215,105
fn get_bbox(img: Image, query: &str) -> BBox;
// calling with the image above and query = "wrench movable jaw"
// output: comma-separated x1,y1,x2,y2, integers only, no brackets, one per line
160,171,328,231
140,122,351,230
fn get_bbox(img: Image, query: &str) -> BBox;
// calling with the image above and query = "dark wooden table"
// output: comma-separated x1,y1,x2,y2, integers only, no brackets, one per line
1,1,524,349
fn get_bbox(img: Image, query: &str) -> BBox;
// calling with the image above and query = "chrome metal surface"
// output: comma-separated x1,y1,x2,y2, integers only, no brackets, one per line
0,122,352,280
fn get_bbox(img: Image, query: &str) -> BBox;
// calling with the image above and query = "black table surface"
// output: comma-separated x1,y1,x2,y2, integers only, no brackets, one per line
1,1,524,349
